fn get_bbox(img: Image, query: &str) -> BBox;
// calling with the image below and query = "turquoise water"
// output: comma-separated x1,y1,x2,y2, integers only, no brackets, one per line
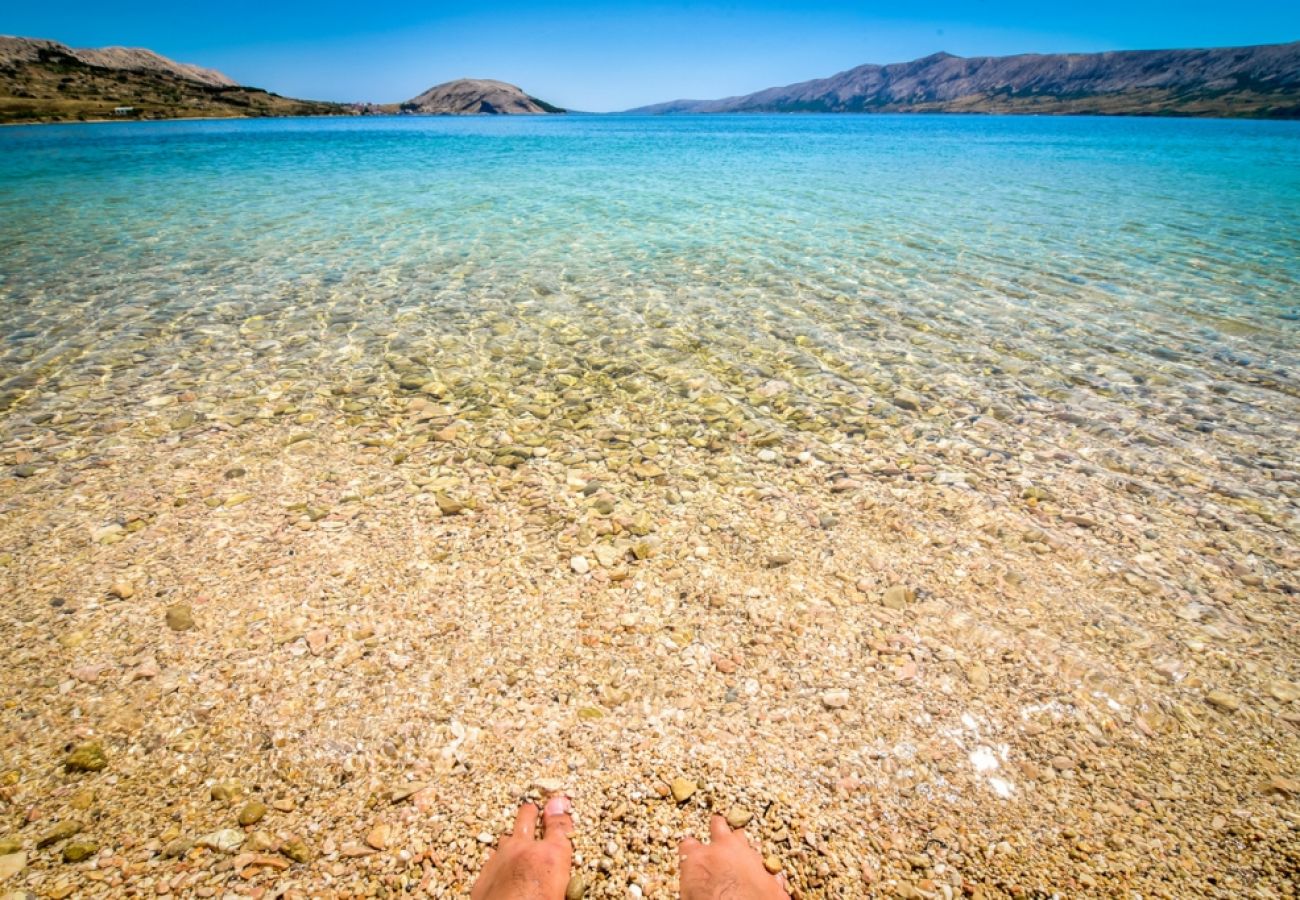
1,115,1298,499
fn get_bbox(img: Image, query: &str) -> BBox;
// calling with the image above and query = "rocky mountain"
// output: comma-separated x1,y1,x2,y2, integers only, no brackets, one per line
0,35,344,124
632,41,1300,118
401,78,563,115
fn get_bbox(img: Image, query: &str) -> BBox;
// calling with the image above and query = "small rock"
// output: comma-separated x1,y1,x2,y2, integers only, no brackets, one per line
210,781,242,804
724,807,753,829
304,629,329,656
670,777,697,803
570,555,590,575
244,831,276,853
765,553,793,569
533,778,565,795
108,581,134,600
165,603,196,632
477,831,495,845
565,874,588,900
881,585,915,610
365,823,390,851
233,852,290,876
1268,681,1299,704
435,494,464,516
389,783,431,804
1262,775,1299,796
68,790,94,812
64,743,107,773
196,829,245,854
0,851,26,880
821,689,850,709
62,841,97,863
763,854,782,874
36,822,80,849
1206,690,1241,713
161,838,194,859
280,837,311,863
893,390,924,411
965,664,991,689
237,801,267,827
0,837,20,855
1050,756,1076,771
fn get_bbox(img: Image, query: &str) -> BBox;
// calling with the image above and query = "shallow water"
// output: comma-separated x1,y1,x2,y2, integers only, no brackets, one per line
1,114,1298,897
1,115,1298,509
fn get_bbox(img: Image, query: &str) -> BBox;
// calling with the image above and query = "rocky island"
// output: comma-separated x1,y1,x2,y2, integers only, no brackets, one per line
400,78,564,115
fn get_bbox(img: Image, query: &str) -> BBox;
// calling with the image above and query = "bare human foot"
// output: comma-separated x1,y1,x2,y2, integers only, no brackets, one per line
470,795,576,900
679,815,791,900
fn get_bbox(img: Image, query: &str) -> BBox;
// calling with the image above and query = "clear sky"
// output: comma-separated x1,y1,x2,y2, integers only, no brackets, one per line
6,1,1299,111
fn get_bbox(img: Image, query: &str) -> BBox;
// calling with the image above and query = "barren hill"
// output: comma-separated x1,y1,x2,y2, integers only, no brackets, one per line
0,35,343,124
401,78,563,115
632,41,1300,118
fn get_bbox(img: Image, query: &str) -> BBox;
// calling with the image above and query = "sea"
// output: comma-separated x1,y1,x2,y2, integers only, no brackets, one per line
0,114,1297,500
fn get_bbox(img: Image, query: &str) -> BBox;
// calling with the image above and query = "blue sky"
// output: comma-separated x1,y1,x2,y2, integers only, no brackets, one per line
6,1,1299,110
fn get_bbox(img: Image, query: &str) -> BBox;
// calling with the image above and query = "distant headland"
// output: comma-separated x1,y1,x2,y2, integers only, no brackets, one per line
630,41,1300,118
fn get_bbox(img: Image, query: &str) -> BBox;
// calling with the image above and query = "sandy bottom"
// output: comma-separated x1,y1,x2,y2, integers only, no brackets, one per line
1,390,1297,899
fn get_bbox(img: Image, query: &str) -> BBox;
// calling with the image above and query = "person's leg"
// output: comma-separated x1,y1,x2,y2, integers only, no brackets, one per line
678,815,790,900
470,795,575,900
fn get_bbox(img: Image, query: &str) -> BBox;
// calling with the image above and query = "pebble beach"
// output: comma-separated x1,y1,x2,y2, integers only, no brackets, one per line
1,115,1298,898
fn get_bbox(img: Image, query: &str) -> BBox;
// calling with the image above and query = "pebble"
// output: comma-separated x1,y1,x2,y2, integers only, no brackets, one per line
881,585,915,610
36,822,80,849
365,823,391,850
670,777,697,803
1050,755,1076,771
280,837,311,863
210,781,242,804
766,553,793,568
237,801,267,826
108,580,135,600
565,874,588,899
724,807,754,829
435,493,465,516
0,852,25,880
1268,681,1299,704
161,838,194,859
196,829,245,854
1263,775,1299,796
534,777,566,795
1206,690,1241,713
165,603,196,631
763,854,782,874
62,841,97,863
304,629,329,655
893,390,924,411
821,689,850,709
64,742,108,773
0,837,19,855
570,555,590,575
